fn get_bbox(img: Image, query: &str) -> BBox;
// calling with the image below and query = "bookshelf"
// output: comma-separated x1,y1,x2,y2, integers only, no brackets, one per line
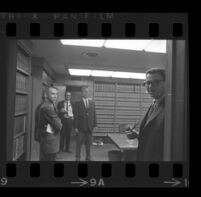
13,42,32,161
115,83,141,132
93,79,153,134
93,82,116,133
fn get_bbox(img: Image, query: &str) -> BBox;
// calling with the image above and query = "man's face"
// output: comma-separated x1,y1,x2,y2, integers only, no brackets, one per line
48,88,58,103
145,73,165,99
65,92,71,100
82,88,89,98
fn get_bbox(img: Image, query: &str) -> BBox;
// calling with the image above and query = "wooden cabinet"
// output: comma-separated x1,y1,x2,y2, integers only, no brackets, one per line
94,82,116,133
13,41,32,161
93,78,153,134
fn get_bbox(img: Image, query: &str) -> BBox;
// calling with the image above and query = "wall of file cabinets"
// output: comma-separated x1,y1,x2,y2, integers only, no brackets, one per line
13,41,32,161
92,78,153,134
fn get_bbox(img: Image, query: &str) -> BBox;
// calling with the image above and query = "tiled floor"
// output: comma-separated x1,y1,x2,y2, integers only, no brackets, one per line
31,136,119,161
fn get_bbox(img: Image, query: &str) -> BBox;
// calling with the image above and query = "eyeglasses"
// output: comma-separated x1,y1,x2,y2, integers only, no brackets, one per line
143,80,164,87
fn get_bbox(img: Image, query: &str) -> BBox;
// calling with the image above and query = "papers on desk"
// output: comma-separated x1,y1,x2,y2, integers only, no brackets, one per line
126,139,136,147
108,133,138,149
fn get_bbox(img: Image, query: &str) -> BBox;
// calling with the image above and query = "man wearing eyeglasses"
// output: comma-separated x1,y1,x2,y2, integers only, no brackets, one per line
127,68,165,161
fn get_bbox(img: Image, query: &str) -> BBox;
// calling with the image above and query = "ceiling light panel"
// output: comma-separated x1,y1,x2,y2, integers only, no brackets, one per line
145,40,166,53
104,40,152,51
91,70,114,77
68,69,91,76
112,71,146,79
60,39,104,47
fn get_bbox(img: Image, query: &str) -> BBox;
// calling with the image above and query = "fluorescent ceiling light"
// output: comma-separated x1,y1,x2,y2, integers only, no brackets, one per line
61,39,166,53
112,71,145,79
69,68,146,79
68,69,91,76
144,40,166,53
104,40,152,51
112,71,133,78
130,72,146,79
91,70,114,77
60,39,104,47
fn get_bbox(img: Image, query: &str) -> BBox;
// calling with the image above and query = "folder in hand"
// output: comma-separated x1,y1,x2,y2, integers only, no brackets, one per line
46,123,54,134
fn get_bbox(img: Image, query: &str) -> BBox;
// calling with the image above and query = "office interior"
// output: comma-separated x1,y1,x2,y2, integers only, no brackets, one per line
4,39,188,161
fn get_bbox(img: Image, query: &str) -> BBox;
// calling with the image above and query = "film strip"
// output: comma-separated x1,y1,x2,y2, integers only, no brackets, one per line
0,13,189,188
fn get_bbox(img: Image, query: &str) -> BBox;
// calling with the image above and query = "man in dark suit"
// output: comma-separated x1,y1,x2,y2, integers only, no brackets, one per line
37,86,62,161
74,86,97,161
57,91,74,153
127,68,165,161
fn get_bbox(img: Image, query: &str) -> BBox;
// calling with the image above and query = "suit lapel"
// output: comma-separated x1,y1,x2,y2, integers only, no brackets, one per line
142,98,165,129
144,106,161,128
140,105,152,130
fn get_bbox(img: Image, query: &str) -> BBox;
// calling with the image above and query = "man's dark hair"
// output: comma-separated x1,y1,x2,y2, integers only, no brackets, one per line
146,68,166,81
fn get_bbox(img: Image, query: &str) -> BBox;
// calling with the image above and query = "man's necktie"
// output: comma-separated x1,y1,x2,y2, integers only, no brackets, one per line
147,101,157,119
53,103,57,112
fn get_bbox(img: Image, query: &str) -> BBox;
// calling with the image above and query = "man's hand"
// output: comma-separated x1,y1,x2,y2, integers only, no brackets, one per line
127,129,139,139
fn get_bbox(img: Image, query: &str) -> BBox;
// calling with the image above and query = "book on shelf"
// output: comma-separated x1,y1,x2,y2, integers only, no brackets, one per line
95,83,115,92
15,135,25,159
13,134,25,160
14,115,26,136
15,95,28,114
17,48,30,74
16,72,28,92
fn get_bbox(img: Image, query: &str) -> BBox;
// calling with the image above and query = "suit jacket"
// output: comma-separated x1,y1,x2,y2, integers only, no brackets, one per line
74,98,97,133
34,102,43,142
57,100,74,120
136,98,165,161
37,100,62,154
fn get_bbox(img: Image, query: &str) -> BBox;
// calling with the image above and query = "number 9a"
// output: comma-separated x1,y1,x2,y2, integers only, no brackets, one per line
1,177,8,185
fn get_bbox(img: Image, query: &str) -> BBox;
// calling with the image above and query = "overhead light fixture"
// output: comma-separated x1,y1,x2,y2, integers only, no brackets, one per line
130,72,146,79
60,39,104,47
91,70,114,77
68,69,91,76
144,40,166,53
61,39,166,53
104,40,153,51
68,68,146,79
112,71,132,78
112,71,145,79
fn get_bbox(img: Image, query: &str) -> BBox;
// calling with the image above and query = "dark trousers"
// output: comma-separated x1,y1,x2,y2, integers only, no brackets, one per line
75,131,92,160
60,118,73,152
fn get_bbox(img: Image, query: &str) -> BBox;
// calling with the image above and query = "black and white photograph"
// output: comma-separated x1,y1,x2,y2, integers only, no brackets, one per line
5,39,188,162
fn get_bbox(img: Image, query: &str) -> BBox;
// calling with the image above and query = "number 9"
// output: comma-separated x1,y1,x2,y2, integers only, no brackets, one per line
1,177,8,185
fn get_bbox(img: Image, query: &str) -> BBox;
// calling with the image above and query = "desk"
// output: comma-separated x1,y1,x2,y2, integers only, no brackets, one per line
108,133,138,161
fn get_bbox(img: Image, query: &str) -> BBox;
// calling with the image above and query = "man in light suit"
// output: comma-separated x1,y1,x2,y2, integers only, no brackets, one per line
37,86,62,161
57,91,74,153
127,68,165,161
74,86,97,161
